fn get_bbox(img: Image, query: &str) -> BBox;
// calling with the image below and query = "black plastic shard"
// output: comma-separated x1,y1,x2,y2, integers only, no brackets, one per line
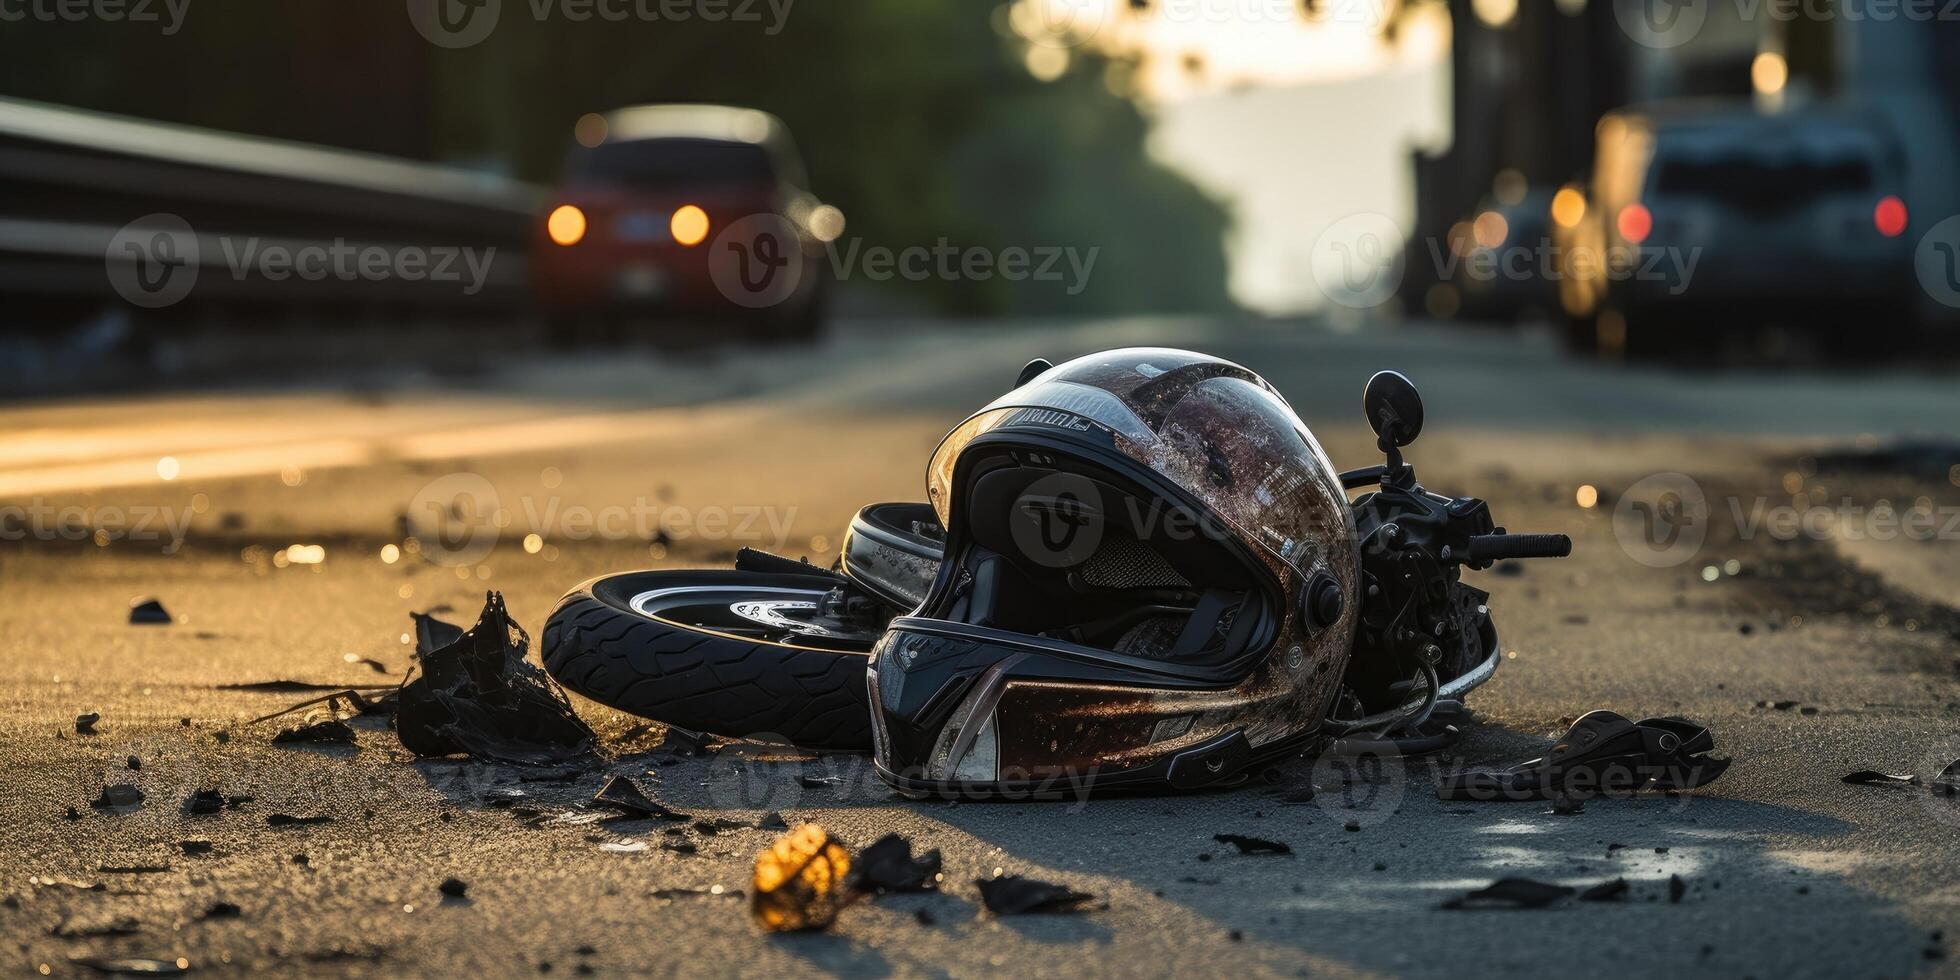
1843,770,1921,787
394,593,595,766
129,598,172,625
92,784,143,809
592,775,686,820
1578,878,1629,902
76,712,100,734
1436,711,1731,802
850,833,943,893
1214,834,1292,856
274,718,356,745
975,875,1096,915
1439,877,1574,910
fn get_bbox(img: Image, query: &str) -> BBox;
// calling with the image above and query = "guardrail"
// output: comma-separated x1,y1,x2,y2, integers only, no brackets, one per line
0,97,544,317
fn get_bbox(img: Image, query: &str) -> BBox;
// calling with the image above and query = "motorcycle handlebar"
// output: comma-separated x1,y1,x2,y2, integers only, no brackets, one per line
1464,533,1571,562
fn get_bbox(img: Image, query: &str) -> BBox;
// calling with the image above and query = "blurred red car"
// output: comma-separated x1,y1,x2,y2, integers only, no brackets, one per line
532,104,837,340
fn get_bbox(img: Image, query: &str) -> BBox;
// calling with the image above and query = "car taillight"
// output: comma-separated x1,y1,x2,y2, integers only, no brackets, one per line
1616,203,1651,245
670,205,710,247
1874,196,1907,238
547,204,586,247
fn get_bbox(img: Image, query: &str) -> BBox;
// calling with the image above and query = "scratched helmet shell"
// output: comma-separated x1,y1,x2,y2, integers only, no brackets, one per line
866,348,1358,796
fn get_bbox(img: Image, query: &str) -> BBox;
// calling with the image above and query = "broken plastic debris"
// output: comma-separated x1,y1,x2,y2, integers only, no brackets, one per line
179,841,214,857
593,775,686,820
798,774,844,789
1843,770,1921,787
273,718,356,745
439,878,468,899
975,875,1096,915
183,789,251,815
129,598,172,625
202,901,241,919
660,726,715,756
850,833,942,893
1578,878,1629,902
76,712,101,734
1439,877,1574,910
72,956,185,976
750,824,855,932
599,841,648,854
394,593,595,766
1437,711,1730,802
266,813,333,827
92,784,143,809
756,811,789,830
1213,834,1292,856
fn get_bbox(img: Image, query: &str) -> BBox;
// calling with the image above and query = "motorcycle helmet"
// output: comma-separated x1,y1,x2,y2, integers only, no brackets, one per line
866,348,1359,796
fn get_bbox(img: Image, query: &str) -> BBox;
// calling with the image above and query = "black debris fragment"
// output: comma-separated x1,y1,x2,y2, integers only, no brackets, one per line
850,834,943,893
1343,820,1361,832
267,813,333,827
221,680,391,693
974,875,1096,915
439,878,469,899
179,841,214,857
127,755,141,771
799,774,843,789
92,784,144,809
1669,874,1687,903
694,818,749,835
1213,834,1292,856
1936,760,1960,796
660,726,715,756
1437,711,1730,802
129,598,172,625
202,901,242,919
1843,770,1922,787
73,957,184,976
273,718,356,745
65,806,81,821
99,865,170,874
592,775,686,821
481,788,529,808
1578,878,1629,902
413,610,465,654
76,712,100,735
394,593,596,766
1440,878,1575,910
348,656,391,674
756,811,789,830
184,789,252,815
662,841,698,854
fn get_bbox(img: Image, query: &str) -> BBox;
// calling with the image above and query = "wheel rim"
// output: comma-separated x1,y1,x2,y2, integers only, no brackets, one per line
628,584,881,652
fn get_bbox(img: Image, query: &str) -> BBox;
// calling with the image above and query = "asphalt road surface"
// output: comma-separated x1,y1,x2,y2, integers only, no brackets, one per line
4,317,1959,978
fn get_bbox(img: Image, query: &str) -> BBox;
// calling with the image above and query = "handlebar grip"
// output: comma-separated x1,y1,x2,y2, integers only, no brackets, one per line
1465,533,1571,562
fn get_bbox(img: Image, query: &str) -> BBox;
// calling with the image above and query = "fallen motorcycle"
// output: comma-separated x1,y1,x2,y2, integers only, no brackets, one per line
543,356,1570,767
